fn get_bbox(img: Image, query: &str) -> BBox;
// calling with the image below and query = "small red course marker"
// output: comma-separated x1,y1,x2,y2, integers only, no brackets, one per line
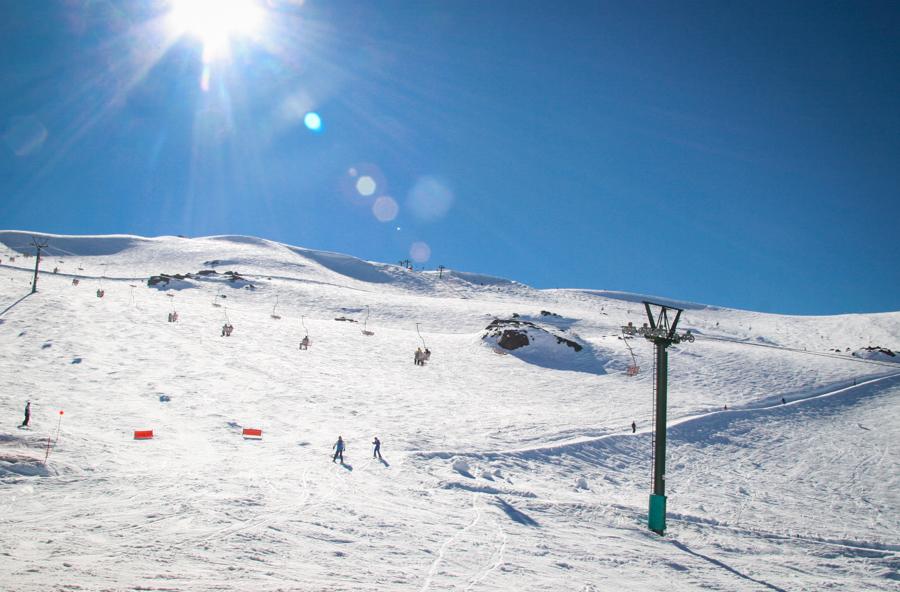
242,428,262,439
134,430,154,440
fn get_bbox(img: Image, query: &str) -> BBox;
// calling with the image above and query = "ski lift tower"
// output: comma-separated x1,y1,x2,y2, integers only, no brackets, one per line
622,301,694,535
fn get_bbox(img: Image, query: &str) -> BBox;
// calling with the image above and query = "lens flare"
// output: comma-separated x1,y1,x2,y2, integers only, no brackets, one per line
3,116,48,156
303,111,322,131
410,241,431,263
340,163,387,204
407,176,454,222
356,175,377,196
372,196,399,222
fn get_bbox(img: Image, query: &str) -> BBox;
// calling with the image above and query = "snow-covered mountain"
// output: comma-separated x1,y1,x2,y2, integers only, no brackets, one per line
1,231,898,591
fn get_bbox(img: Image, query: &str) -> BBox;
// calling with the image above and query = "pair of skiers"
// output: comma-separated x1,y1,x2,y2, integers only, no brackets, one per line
221,323,234,337
167,312,178,322
413,347,431,366
299,336,310,350
332,436,382,463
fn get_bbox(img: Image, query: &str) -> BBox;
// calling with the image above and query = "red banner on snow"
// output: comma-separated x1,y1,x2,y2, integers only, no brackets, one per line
242,428,262,439
134,430,154,440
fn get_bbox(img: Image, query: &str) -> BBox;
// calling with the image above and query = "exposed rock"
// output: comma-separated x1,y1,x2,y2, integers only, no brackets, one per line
483,318,583,352
856,346,896,357
147,273,191,287
499,330,530,350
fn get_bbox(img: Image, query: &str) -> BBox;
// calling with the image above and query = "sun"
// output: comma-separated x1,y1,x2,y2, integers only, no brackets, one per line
169,0,263,59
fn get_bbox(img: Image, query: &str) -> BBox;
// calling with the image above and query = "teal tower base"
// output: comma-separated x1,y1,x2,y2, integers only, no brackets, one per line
649,494,667,534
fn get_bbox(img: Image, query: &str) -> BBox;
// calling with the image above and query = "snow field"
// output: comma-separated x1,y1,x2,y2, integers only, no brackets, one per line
0,232,898,591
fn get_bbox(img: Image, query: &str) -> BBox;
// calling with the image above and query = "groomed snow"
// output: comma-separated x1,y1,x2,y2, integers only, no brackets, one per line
1,231,898,591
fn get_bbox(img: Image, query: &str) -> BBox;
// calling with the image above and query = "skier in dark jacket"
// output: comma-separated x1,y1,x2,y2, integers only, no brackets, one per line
372,436,382,460
333,436,345,463
20,401,30,427
631,421,636,434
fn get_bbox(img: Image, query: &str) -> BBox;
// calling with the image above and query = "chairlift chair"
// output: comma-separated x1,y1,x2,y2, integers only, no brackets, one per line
622,328,640,376
221,307,234,336
299,316,311,349
416,323,431,361
362,305,375,336
271,295,281,320
96,264,106,297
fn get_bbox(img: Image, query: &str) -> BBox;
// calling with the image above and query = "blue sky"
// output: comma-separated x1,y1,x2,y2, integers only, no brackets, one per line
1,1,898,315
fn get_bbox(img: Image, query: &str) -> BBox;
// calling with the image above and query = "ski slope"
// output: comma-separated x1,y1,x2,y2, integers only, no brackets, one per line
0,231,898,591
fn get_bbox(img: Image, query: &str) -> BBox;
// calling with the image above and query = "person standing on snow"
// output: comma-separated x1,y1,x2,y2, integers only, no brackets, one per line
20,401,31,428
631,421,636,434
333,436,345,463
372,436,382,460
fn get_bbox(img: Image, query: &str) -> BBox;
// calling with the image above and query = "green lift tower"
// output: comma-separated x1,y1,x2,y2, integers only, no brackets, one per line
622,301,693,535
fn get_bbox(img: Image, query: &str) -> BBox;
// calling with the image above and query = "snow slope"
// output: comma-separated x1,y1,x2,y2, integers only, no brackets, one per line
0,231,898,591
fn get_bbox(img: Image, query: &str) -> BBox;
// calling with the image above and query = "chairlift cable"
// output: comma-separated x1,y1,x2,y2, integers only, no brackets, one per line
697,334,900,369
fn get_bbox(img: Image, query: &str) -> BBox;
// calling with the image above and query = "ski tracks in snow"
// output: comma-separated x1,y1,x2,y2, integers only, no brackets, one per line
419,492,508,592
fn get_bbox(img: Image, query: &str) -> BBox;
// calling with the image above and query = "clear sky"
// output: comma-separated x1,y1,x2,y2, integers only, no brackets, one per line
1,1,898,315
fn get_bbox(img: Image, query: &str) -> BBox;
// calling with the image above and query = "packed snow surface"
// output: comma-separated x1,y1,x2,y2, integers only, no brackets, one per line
1,231,898,591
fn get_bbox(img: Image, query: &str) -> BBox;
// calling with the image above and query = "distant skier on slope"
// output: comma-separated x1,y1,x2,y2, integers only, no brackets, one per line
372,436,382,460
414,348,423,365
631,421,636,434
20,401,30,428
333,436,345,463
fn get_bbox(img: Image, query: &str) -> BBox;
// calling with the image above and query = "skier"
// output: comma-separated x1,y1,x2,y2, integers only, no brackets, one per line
20,401,30,428
424,348,431,361
372,436,382,460
414,347,422,365
300,335,310,350
631,421,636,434
781,397,786,405
332,436,345,463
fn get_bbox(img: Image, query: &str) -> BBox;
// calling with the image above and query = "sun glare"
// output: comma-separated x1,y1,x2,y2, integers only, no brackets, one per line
170,0,263,59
